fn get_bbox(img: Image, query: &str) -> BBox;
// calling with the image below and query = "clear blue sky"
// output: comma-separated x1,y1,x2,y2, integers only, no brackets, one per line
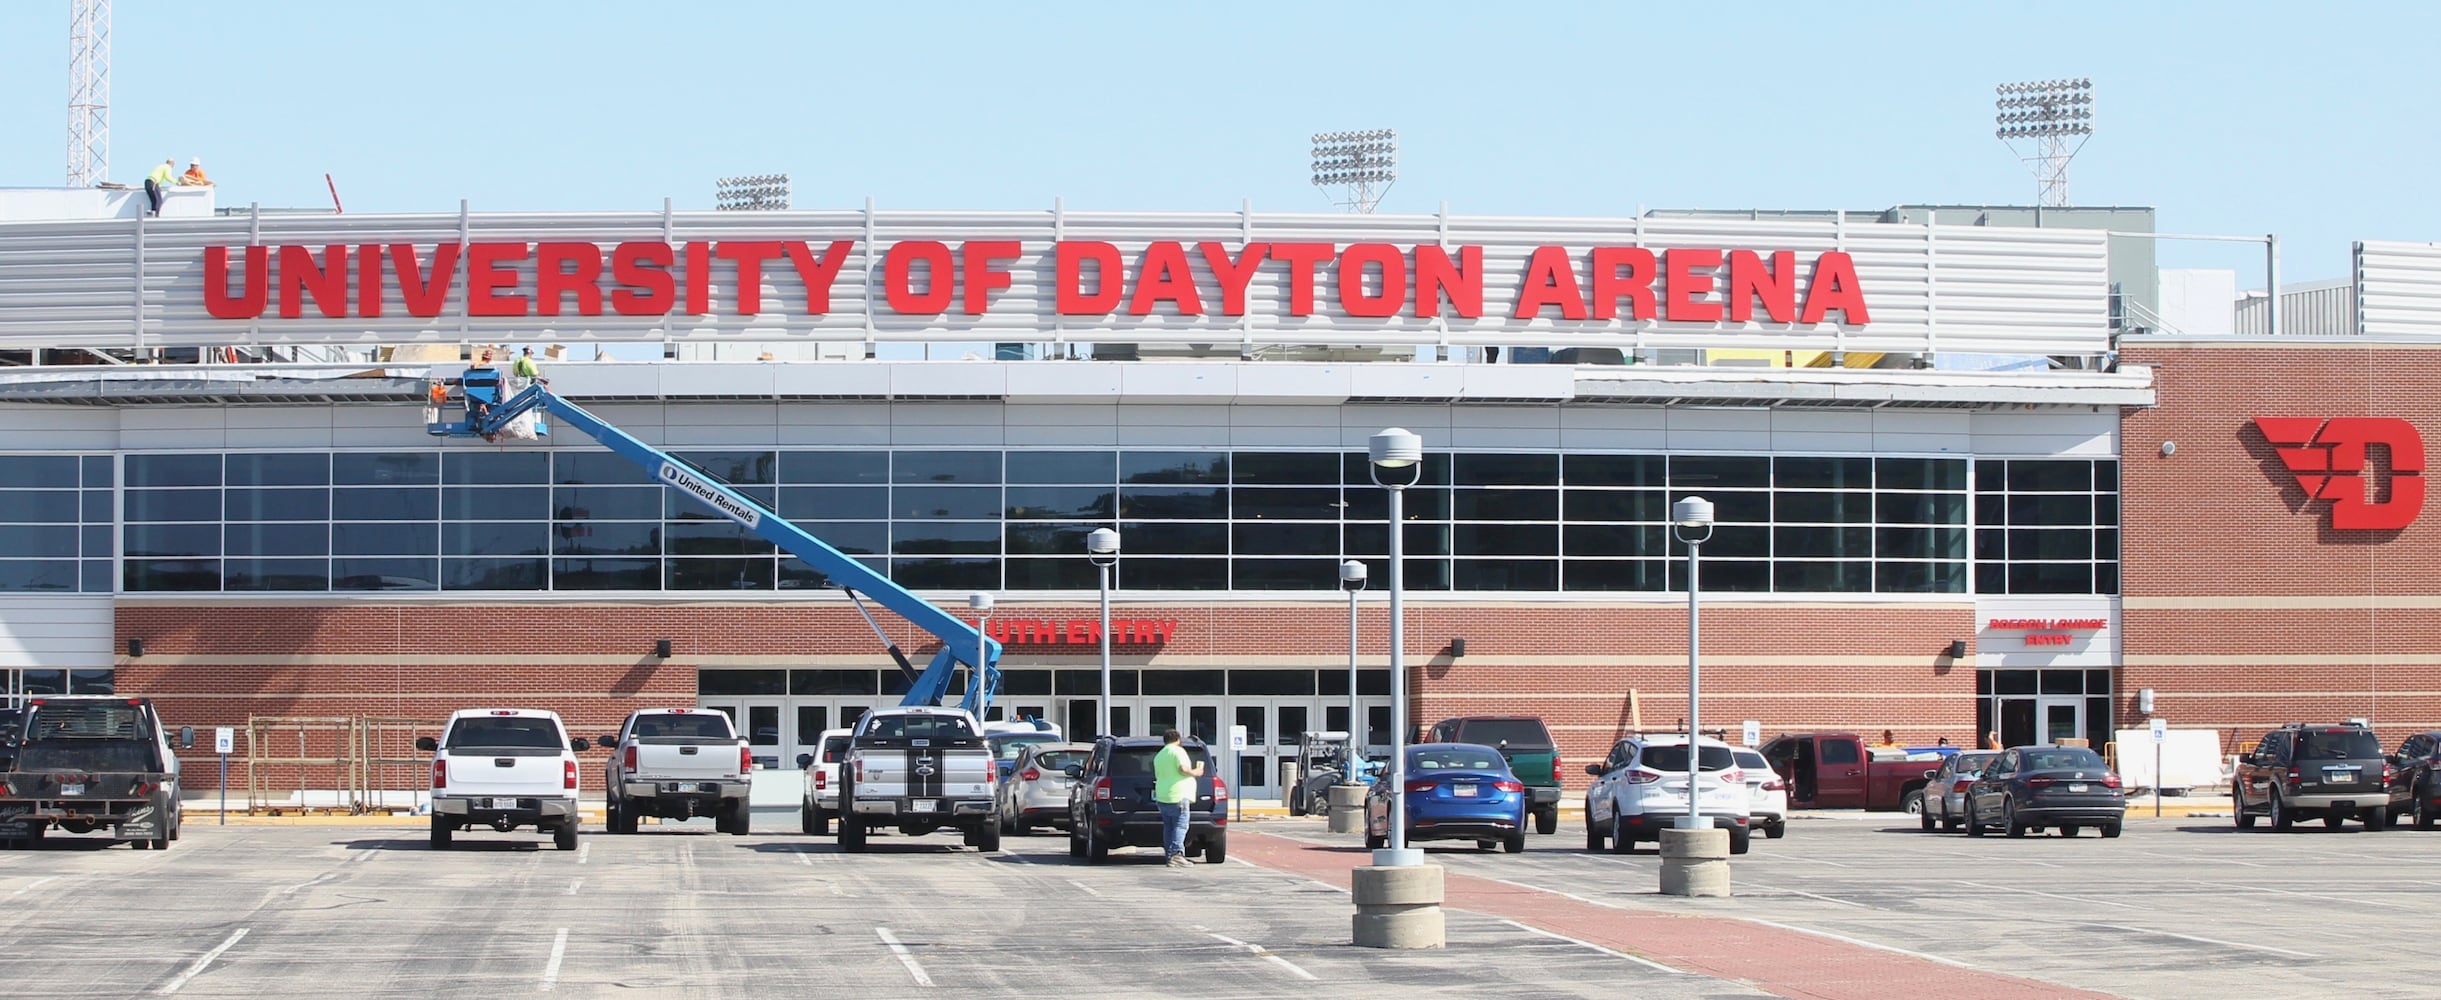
1,2,2431,284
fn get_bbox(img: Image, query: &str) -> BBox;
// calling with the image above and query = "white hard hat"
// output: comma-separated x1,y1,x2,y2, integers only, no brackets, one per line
189,157,202,166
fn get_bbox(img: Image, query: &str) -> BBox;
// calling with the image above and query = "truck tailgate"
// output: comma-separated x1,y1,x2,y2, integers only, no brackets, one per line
858,749,991,802
630,741,742,782
445,754,567,798
1,771,162,800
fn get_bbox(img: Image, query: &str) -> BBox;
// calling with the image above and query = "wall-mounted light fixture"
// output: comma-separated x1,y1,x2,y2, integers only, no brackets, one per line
127,638,145,658
1447,638,1467,657
653,639,672,659
1945,640,1968,659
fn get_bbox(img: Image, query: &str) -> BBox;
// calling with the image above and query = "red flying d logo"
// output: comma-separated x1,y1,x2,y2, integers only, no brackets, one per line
2252,417,2426,530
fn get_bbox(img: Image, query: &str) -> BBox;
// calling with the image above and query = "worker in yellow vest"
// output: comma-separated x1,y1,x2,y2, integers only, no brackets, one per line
144,158,175,216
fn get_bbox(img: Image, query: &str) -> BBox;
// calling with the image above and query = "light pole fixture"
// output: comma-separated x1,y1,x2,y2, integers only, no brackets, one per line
1993,78,2094,208
1671,496,1715,830
1311,129,1397,213
1368,427,1423,864
968,592,994,713
1087,527,1121,739
715,173,791,211
1338,558,1368,757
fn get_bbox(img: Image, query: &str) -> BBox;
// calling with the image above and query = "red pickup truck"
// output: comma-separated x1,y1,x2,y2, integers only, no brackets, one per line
1757,733,1941,812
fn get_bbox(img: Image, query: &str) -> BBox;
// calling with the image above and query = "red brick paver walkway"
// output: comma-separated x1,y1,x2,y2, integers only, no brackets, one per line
1234,830,2118,1000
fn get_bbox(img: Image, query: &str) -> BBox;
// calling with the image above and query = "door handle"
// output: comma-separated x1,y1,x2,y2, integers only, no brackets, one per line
1844,769,1861,776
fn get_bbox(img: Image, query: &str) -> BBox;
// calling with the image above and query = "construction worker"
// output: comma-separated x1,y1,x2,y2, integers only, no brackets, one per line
179,157,212,187
144,158,175,215
512,347,541,379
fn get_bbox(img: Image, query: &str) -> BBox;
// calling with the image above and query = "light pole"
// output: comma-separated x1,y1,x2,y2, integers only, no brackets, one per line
968,592,994,715
1671,497,1714,829
1087,528,1120,739
1368,428,1422,864
1338,559,1367,757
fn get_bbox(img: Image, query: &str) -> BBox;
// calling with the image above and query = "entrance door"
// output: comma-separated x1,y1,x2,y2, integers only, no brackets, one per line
738,698,786,770
2041,697,2084,744
1995,695,2083,749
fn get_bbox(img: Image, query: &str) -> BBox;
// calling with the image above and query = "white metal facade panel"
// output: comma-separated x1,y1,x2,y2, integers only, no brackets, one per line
0,208,2110,357
1974,596,2119,669
0,597,114,668
2354,241,2441,339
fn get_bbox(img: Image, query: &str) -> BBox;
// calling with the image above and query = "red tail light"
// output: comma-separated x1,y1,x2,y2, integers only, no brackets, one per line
1722,768,1744,783
622,744,636,771
432,759,447,789
1761,779,1786,791
2025,776,2056,790
739,745,753,775
1552,754,1562,779
1952,777,1975,791
814,769,827,790
1092,778,1113,802
854,760,865,782
2102,774,2123,789
1405,780,1438,794
564,760,578,791
2383,763,2396,785
1213,777,1229,801
1493,780,1526,793
2285,767,2302,787
1624,770,1662,785
1020,768,1040,782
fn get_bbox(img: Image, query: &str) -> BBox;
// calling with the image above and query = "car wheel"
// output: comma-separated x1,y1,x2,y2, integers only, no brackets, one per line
1901,790,1924,815
1728,827,1751,855
2420,786,2437,830
2003,799,2026,838
430,817,453,850
1068,823,1087,859
2366,806,2390,832
976,823,1001,853
1202,833,1227,865
840,817,868,853
1290,787,1308,816
1365,831,1386,850
799,802,815,836
2234,788,2256,829
2323,813,2343,829
555,821,580,851
1921,807,1936,832
2101,822,2122,838
1965,801,1984,837
2061,825,2081,838
1504,832,1526,854
2270,789,2293,830
1610,814,1636,855
727,799,751,837
1584,801,1605,851
1086,824,1110,864
1534,805,1559,836
1764,819,1785,840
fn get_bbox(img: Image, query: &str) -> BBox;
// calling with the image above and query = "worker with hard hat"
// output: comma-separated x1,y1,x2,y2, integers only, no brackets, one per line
179,157,212,187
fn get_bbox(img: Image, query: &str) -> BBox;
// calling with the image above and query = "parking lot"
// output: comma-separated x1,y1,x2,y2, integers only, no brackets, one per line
0,808,2427,999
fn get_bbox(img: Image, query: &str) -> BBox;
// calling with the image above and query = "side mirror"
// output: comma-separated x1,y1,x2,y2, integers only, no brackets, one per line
414,736,437,753
570,738,590,752
601,735,620,748
1063,765,1084,779
179,726,196,750
796,753,814,768
1923,769,1938,781
1585,763,1605,777
998,761,1016,777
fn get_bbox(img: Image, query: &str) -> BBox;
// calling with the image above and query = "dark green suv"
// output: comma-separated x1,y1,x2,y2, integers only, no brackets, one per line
1426,717,1560,834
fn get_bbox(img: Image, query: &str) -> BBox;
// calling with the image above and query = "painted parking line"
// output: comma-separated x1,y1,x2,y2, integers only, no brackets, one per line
565,878,583,896
1740,880,1878,910
1739,917,1979,971
577,843,590,865
540,927,568,991
1203,933,1319,981
6,876,58,899
1499,919,1685,975
1066,879,1101,897
2090,924,2315,960
281,872,340,895
875,927,933,987
1953,879,2143,911
2205,881,2411,910
157,928,249,995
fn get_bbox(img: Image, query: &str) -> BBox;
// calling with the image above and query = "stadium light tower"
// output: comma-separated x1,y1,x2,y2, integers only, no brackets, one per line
1311,129,1397,213
67,0,110,188
715,174,790,211
1993,79,2094,208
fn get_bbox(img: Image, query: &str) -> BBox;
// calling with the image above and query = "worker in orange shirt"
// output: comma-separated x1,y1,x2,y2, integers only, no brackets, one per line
179,157,213,187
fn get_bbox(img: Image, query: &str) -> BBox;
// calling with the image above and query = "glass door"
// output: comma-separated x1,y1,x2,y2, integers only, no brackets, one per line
739,698,786,770
2040,696,2084,745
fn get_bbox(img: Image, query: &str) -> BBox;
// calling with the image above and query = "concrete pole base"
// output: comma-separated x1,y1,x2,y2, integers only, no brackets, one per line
1351,863,1445,949
1326,784,1366,835
1657,826,1732,897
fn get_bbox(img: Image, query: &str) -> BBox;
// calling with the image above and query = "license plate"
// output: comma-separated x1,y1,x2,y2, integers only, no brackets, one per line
697,782,720,793
2330,772,2356,784
487,798,519,809
2068,783,2088,792
61,783,84,796
911,800,937,813
1455,784,1478,797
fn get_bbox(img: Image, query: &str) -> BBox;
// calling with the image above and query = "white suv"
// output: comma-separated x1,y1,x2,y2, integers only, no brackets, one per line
419,709,587,851
1583,734,1752,855
1732,746,1788,840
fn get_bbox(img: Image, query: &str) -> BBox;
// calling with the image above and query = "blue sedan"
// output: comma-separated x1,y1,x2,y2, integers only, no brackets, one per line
1363,743,1529,853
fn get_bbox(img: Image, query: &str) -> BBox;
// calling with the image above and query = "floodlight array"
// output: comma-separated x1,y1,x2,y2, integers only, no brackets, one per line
1311,129,1397,187
715,173,791,211
1992,78,2095,140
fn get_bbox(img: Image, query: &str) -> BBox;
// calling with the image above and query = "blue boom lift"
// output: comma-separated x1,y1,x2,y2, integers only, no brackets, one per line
425,367,1002,715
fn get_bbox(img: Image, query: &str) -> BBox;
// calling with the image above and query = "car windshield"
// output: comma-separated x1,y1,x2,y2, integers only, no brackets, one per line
25,702,149,741
992,735,1060,759
1412,747,1505,771
1950,752,1998,774
630,713,733,743
1032,750,1086,772
1733,750,1770,771
2297,729,2381,760
2019,749,2106,771
1639,745,1736,771
447,717,564,753
1452,720,1551,747
821,736,850,762
1108,746,1210,776
860,714,980,746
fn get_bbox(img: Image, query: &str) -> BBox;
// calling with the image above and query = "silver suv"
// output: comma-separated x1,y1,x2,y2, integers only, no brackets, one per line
1583,733,1752,855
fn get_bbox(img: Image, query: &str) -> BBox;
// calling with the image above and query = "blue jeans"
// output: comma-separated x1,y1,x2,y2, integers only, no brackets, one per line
1158,801,1189,858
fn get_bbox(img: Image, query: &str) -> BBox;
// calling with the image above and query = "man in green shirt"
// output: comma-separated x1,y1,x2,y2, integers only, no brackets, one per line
144,158,176,216
1152,729,1205,868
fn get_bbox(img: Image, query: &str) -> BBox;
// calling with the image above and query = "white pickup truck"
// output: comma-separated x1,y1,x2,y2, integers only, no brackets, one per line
599,708,753,835
419,708,587,851
836,706,998,853
796,727,852,836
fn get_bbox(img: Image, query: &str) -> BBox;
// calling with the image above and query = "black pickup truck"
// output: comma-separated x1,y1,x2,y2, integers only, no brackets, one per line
0,697,192,850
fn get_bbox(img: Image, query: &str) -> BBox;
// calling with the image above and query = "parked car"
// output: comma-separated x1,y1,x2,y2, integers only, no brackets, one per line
1425,717,1562,834
2383,730,2441,828
1584,733,1751,855
1961,745,2125,838
1363,743,1528,853
1732,747,1788,839
0,697,190,849
599,708,751,835
997,741,1090,835
796,727,852,835
2234,722,2388,831
835,707,998,853
1066,736,1228,864
1757,732,1939,812
985,720,1066,782
418,708,588,851
1921,750,2001,832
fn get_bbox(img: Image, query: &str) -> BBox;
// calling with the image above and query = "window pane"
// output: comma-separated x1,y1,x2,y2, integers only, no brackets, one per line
1670,456,1770,489
1774,561,1870,592
126,454,221,487
0,525,78,559
443,486,548,520
1232,452,1341,485
226,558,329,591
125,559,219,591
2094,461,2119,492
1142,670,1226,696
1879,493,1967,525
1118,486,1226,519
1339,522,1453,558
444,451,548,485
1231,669,1316,696
893,521,999,556
2093,495,2119,527
1453,488,1556,521
778,450,887,484
668,557,775,590
2041,670,2084,695
1673,559,1769,592
334,452,437,486
82,455,111,488
0,490,84,524
1004,522,1095,556
1878,526,1966,560
1562,559,1668,591
1006,450,1116,485
1776,490,1873,523
1341,486,1450,521
1564,489,1664,522
1454,559,1556,591
895,486,1000,520
668,522,773,556
1776,457,1872,489
1877,458,1966,491
2008,461,2091,492
2008,562,2096,594
554,520,658,557
1006,486,1113,520
890,557,999,590
225,488,329,522
1454,453,1558,487
775,485,889,521
1698,525,1768,558
333,558,438,590
1004,557,1095,589
1976,461,2007,492
796,521,886,556
1706,492,1772,523
1234,522,1338,556
1234,487,1344,520
894,451,1000,485
1122,451,1227,484
127,523,218,557
1455,523,1556,556
672,450,776,485
553,486,662,521
227,523,329,558
333,487,437,521
125,489,219,522
443,522,548,557
554,558,659,589
777,553,889,590
1777,525,1872,558
698,669,788,696
1566,454,1665,487
1117,557,1225,590
1564,523,1664,557
1878,561,1968,593
1233,558,1339,590
0,561,78,592
666,485,772,521
1124,521,1227,555
2009,529,2092,560
226,453,329,486
82,490,110,522
443,557,546,589
0,456,79,488
2008,494,2092,526
793,669,882,696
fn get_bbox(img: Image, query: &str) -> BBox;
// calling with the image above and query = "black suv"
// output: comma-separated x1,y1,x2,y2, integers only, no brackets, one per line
2234,722,2390,830
2382,730,2441,828
1426,717,1561,835
1065,737,1228,864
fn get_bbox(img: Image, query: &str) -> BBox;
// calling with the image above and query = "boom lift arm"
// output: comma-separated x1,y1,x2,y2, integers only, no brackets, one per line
425,367,1001,714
